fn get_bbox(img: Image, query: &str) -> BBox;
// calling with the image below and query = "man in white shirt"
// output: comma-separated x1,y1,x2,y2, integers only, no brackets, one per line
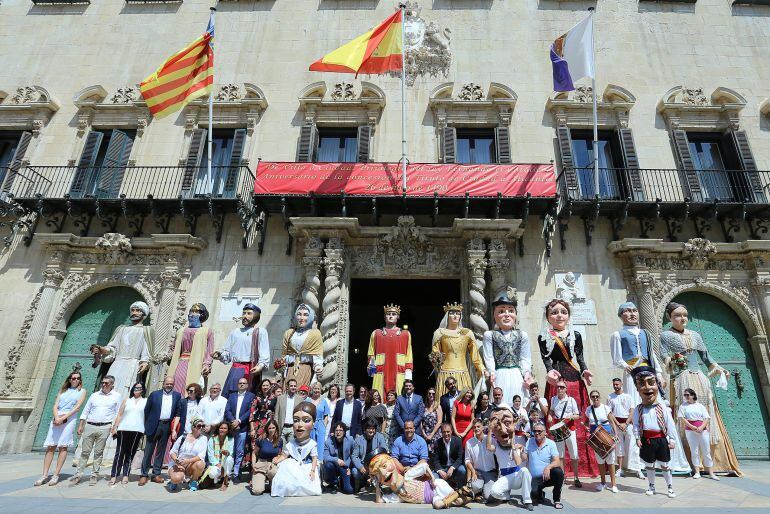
607,377,641,478
331,383,363,437
465,419,496,501
548,380,581,487
197,383,227,436
72,375,121,485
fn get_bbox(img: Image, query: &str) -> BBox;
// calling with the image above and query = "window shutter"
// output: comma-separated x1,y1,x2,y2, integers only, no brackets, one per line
494,126,512,164
357,125,372,163
670,129,701,201
617,128,645,201
556,125,578,195
297,123,317,162
731,130,764,202
442,126,456,164
182,128,207,194
223,128,247,194
97,129,133,198
1,131,33,193
69,130,104,196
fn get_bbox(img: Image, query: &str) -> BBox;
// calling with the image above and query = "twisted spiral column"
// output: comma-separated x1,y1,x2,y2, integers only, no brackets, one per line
9,268,65,396
487,238,511,302
467,238,489,343
320,238,344,386
634,274,662,358
147,270,182,390
301,237,324,316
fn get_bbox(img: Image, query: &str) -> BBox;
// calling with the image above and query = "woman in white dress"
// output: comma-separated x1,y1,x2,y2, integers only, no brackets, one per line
324,384,340,436
270,402,321,497
678,388,719,480
110,382,147,484
35,370,87,486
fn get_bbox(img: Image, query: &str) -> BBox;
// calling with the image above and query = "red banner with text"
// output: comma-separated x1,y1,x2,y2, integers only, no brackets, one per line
254,162,555,197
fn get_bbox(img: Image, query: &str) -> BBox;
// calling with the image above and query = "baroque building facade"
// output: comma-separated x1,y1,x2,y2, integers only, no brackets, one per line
0,0,769,459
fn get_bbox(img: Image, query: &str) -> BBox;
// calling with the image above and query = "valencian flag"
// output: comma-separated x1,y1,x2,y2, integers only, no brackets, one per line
309,10,402,76
550,14,594,92
139,12,215,118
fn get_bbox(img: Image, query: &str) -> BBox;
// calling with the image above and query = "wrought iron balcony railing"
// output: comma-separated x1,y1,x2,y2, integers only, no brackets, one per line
2,165,254,202
558,166,769,204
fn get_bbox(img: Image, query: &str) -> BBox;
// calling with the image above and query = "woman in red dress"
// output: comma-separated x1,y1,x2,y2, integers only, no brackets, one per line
538,299,597,479
452,389,476,446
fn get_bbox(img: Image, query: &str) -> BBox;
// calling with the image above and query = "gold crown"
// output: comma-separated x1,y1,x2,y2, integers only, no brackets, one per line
443,302,463,313
384,304,401,314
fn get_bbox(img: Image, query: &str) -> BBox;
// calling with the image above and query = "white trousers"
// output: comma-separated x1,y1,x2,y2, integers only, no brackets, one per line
685,429,713,468
490,467,532,503
555,431,578,460
207,456,234,482
469,469,497,499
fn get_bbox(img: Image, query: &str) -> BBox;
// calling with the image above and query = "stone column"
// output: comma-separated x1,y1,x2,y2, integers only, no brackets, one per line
320,238,344,386
147,270,182,391
467,238,489,343
7,267,65,396
487,238,511,302
301,237,324,317
633,274,662,356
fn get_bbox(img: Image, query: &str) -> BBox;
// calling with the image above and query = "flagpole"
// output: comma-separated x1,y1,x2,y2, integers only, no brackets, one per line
589,7,599,199
208,7,216,194
400,3,407,193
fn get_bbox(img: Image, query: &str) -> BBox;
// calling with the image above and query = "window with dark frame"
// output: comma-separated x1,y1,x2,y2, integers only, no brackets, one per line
455,128,495,165
687,132,742,202
570,129,626,200
69,128,136,199
0,132,23,188
316,128,358,163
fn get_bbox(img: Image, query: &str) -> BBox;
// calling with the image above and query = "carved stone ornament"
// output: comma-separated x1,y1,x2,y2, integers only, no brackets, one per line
379,215,432,270
94,233,133,263
400,2,451,86
681,87,708,106
682,237,716,269
573,85,593,103
9,86,42,105
2,288,42,396
214,83,241,101
458,83,483,101
331,82,355,101
109,87,137,104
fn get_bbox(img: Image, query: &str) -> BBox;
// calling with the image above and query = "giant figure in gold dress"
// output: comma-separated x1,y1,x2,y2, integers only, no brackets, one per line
432,303,486,398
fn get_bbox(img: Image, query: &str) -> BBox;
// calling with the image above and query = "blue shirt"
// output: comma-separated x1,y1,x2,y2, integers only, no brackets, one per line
391,434,428,467
256,439,282,461
526,438,558,479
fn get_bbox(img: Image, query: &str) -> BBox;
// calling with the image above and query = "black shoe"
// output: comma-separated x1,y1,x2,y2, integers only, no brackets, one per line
574,479,582,488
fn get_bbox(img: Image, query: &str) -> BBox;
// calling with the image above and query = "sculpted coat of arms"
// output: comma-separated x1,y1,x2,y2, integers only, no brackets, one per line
401,2,452,86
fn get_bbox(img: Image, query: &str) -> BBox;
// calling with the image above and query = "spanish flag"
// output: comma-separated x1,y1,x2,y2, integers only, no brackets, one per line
140,13,215,119
310,10,402,76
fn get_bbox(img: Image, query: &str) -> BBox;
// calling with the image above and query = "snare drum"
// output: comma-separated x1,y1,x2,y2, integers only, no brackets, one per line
587,425,617,459
549,421,571,442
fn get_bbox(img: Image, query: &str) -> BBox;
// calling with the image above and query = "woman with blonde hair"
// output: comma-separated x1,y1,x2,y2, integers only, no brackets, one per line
35,370,87,486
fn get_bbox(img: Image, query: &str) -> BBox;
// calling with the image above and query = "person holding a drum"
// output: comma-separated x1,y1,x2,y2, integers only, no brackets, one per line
585,391,619,493
547,380,582,488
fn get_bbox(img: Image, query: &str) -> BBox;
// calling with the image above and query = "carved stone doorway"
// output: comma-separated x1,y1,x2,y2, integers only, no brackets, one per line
348,278,461,392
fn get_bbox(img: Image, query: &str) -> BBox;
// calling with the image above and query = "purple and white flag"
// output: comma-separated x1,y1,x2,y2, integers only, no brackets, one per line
550,14,594,92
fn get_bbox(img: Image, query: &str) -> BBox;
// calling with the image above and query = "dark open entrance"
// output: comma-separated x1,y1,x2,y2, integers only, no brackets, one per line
348,278,461,395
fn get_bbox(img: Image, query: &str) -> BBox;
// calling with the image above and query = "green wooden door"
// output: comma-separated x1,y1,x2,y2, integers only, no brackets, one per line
666,292,770,459
33,287,145,449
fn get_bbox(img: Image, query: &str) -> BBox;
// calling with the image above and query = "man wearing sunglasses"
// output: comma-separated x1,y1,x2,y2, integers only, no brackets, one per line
525,421,564,509
71,375,121,485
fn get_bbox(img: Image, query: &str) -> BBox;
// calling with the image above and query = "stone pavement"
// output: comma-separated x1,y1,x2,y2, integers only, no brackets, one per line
1,453,769,514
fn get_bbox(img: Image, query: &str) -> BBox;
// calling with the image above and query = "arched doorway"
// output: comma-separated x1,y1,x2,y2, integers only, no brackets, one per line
666,291,770,459
33,286,146,449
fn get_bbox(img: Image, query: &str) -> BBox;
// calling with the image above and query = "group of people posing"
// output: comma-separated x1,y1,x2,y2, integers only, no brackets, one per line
33,291,740,508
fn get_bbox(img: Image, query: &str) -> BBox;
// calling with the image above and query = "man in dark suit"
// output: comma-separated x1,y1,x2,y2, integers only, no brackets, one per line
332,383,363,438
394,379,424,435
431,422,466,488
139,376,182,485
440,376,460,424
225,376,256,482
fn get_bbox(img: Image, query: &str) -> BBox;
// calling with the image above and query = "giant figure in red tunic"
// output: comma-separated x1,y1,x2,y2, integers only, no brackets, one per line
368,304,413,398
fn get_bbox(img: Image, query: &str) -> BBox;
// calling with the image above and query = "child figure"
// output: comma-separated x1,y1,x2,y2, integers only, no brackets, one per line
270,402,321,496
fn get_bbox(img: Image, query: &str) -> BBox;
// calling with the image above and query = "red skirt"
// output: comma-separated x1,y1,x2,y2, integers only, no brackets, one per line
546,378,598,478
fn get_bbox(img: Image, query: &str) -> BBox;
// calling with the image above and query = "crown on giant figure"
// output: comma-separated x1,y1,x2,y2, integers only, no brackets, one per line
384,304,401,314
443,302,463,313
